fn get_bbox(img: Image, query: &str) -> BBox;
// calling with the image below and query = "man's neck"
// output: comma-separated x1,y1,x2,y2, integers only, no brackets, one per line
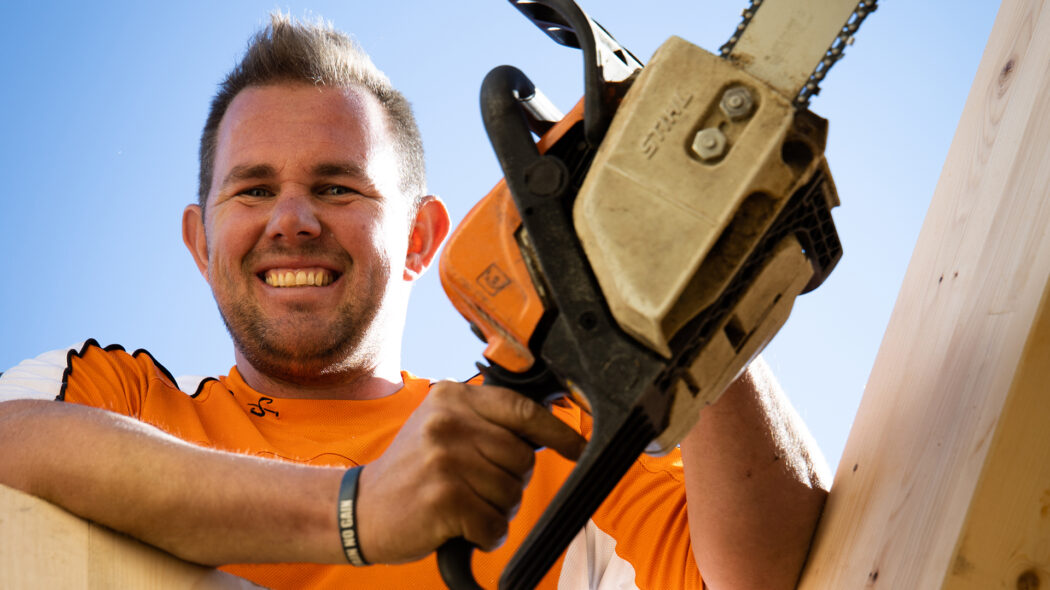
233,352,405,401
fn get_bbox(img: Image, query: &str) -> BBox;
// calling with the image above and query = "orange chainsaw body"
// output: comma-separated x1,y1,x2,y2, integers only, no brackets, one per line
439,100,586,373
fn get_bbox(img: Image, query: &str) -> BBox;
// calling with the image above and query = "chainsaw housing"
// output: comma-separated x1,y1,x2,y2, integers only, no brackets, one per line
575,36,840,449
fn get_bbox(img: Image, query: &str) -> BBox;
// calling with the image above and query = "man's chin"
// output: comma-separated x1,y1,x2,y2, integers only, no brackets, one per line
242,350,354,385
218,298,381,385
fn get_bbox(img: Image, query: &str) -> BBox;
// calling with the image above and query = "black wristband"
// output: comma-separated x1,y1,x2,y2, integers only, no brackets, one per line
337,465,369,566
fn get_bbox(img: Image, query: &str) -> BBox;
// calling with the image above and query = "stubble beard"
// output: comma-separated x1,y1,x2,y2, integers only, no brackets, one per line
214,259,387,387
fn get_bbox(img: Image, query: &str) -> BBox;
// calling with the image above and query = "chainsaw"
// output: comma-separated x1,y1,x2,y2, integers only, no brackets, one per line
437,0,875,588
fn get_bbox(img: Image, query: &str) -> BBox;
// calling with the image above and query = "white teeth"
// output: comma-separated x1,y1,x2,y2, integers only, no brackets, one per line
264,268,333,288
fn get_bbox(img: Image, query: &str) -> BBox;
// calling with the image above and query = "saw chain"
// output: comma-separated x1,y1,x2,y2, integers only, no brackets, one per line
722,0,879,106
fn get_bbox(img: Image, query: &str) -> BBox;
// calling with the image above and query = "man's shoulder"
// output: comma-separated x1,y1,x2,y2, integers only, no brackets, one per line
0,340,226,403
0,342,86,402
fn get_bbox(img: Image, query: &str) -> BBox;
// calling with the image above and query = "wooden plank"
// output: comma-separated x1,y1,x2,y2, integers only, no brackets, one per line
0,482,90,589
796,0,1050,587
943,271,1050,588
0,484,255,589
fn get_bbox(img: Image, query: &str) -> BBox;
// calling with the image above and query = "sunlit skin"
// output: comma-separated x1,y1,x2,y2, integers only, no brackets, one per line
182,83,448,400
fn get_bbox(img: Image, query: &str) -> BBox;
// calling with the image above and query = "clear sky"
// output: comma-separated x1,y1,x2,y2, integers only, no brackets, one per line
0,1,999,471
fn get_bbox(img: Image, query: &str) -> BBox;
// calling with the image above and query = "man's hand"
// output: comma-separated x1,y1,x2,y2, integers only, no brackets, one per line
355,381,586,564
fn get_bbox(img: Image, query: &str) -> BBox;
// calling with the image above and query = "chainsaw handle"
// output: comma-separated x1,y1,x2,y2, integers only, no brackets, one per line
437,537,483,590
507,0,641,145
436,365,545,590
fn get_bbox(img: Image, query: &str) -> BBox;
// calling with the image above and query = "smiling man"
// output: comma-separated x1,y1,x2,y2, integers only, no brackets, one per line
186,83,422,398
0,14,829,590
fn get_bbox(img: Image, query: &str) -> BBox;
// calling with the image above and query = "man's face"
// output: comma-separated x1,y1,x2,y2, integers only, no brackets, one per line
189,83,415,384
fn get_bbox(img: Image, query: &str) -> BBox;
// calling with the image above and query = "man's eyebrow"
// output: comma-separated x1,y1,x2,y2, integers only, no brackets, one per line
312,162,368,179
218,162,372,191
220,164,277,188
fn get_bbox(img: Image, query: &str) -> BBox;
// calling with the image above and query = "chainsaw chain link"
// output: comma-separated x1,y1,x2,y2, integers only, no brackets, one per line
795,0,878,106
718,0,763,58
718,0,878,107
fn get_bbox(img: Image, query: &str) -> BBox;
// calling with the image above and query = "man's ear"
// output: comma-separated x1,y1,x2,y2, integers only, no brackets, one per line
182,204,210,281
404,195,451,281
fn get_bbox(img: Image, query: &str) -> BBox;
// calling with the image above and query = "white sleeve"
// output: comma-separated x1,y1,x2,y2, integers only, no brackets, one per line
0,343,85,402
175,375,209,396
557,520,641,590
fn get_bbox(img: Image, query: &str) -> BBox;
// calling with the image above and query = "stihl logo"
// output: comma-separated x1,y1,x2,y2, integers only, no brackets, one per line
477,263,512,296
641,90,694,159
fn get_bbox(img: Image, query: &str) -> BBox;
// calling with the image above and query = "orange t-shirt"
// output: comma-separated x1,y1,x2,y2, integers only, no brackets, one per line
4,340,702,589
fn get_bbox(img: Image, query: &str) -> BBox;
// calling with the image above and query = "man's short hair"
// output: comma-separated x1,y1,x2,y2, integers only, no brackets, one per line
198,13,426,210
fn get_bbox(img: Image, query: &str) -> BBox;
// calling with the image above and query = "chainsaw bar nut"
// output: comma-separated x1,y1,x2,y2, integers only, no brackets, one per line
692,127,727,161
720,85,754,121
524,155,569,197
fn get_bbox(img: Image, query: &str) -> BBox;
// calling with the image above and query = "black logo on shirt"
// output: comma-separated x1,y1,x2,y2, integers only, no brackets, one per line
248,397,279,418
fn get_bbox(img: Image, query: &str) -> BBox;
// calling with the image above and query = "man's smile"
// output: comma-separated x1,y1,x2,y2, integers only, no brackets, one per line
262,267,339,287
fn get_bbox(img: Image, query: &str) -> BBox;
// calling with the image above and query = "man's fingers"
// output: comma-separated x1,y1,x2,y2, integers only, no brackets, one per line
465,384,587,461
420,405,531,514
359,381,588,563
473,425,536,478
459,464,524,519
456,497,510,551
416,466,517,551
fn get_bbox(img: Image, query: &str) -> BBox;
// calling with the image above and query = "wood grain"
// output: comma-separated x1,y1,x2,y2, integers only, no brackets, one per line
797,0,1050,587
0,484,255,589
943,272,1050,588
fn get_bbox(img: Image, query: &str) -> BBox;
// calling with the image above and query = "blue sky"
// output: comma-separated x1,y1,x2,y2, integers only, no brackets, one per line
0,1,999,470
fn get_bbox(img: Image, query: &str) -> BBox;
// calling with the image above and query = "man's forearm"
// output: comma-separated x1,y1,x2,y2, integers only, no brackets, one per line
681,357,830,590
0,381,586,569
0,399,345,566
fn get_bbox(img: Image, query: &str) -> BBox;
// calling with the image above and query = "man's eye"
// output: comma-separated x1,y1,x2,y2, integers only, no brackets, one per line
238,187,272,198
321,185,356,196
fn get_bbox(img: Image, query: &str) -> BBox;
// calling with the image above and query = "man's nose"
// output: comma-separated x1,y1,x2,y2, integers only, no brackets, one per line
265,189,322,242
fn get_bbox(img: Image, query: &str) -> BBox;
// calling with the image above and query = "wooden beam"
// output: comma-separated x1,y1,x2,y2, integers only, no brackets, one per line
797,0,1050,587
944,280,1050,587
0,484,253,589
